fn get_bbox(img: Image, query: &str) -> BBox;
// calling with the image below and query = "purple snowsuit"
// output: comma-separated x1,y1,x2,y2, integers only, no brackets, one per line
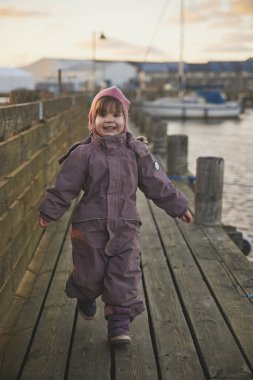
39,131,188,319
39,86,188,320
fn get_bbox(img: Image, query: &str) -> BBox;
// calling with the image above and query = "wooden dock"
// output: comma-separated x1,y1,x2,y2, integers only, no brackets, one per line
1,182,253,379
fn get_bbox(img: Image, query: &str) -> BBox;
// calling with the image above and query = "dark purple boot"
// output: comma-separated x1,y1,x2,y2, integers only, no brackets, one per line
107,314,131,345
77,299,97,320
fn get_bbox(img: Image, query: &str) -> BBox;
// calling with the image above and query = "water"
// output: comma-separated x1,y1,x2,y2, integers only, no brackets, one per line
167,109,253,259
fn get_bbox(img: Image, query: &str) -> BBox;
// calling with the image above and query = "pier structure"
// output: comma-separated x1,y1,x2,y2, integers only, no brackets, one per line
1,96,253,379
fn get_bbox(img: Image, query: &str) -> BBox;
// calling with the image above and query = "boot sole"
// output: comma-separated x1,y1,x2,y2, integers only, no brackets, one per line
109,334,131,345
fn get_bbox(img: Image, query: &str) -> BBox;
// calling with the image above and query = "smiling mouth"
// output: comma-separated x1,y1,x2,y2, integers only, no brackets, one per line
103,125,117,131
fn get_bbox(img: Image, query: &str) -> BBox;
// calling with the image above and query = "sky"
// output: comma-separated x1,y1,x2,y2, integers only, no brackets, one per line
0,0,253,68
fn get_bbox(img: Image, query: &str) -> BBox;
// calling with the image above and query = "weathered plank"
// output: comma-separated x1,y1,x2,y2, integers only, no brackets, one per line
175,179,195,212
113,287,158,380
137,191,206,380
177,179,253,297
67,299,111,380
150,200,252,378
20,235,75,380
177,220,253,373
203,226,253,295
210,378,253,380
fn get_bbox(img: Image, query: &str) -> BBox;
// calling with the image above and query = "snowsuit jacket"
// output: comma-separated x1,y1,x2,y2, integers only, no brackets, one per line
39,132,188,225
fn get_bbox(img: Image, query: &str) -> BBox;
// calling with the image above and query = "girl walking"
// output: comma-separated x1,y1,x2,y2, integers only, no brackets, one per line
39,86,192,345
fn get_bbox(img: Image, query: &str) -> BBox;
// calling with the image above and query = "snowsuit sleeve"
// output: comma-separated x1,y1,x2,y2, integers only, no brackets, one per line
39,145,88,221
137,152,188,218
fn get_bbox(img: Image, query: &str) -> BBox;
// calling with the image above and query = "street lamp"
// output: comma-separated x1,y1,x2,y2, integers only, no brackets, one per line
91,31,106,92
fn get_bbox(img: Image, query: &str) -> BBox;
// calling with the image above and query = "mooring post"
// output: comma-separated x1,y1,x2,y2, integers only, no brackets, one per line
132,105,143,129
143,114,153,142
138,112,146,134
130,103,138,123
195,157,224,225
152,119,167,158
166,134,188,176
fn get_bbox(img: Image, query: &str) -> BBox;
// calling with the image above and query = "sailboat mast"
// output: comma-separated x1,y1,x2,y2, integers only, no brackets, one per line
179,0,185,97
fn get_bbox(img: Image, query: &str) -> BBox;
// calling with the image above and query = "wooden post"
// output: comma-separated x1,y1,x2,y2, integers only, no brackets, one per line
143,114,153,141
166,134,188,176
135,108,145,131
130,103,139,124
152,119,167,158
138,112,147,134
195,157,224,225
58,69,63,94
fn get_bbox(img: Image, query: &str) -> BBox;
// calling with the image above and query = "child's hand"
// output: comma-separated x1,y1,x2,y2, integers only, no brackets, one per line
39,217,49,228
180,210,193,223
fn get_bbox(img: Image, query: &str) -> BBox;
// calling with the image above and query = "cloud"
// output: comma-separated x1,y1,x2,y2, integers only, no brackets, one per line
0,7,48,18
167,0,253,27
207,44,253,54
205,33,253,54
79,36,166,61
230,0,253,15
224,32,253,45
209,15,241,29
186,1,219,22
165,0,253,36
166,0,224,24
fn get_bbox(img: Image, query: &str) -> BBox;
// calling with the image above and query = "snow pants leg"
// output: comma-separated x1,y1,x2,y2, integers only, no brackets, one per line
65,220,145,319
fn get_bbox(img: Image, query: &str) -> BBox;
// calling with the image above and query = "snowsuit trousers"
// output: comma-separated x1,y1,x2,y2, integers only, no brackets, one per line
65,219,145,319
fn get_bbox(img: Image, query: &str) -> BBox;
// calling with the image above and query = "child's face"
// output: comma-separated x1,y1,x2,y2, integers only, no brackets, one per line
94,102,125,137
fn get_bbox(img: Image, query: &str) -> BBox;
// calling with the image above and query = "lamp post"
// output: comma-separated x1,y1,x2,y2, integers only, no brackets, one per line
91,31,106,92
178,0,185,98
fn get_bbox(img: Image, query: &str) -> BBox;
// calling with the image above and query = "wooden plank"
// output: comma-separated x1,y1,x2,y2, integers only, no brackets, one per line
176,179,253,298
113,287,158,380
137,191,206,380
176,220,253,373
0,210,72,379
0,270,65,380
20,235,75,380
176,179,195,212
149,200,252,378
203,226,253,293
67,298,111,380
211,378,253,380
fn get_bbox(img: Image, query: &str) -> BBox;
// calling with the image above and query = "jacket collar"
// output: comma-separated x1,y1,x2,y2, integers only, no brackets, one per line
91,132,127,148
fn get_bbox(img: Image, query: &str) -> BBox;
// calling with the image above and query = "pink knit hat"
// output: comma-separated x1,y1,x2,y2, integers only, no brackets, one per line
88,86,130,131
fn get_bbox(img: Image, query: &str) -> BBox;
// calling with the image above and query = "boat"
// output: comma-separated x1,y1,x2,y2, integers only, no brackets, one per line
140,90,242,119
140,0,241,120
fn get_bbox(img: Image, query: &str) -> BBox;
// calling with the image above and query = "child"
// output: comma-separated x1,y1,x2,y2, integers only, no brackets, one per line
39,86,192,345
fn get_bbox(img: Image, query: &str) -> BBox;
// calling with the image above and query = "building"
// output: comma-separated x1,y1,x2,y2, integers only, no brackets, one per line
103,62,137,87
23,58,138,93
16,57,253,100
0,67,35,94
138,59,253,99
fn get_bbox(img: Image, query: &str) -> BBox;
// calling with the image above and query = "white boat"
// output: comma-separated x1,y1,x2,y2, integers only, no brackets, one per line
141,92,241,119
140,0,241,120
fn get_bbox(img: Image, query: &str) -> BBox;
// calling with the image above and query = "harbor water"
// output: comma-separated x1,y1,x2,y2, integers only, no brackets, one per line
167,109,253,260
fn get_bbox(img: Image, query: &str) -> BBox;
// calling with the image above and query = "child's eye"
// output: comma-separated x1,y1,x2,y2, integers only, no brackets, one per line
114,113,122,117
98,112,105,117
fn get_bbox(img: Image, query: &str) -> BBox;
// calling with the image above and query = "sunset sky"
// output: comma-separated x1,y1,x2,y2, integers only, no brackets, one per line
0,0,253,67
